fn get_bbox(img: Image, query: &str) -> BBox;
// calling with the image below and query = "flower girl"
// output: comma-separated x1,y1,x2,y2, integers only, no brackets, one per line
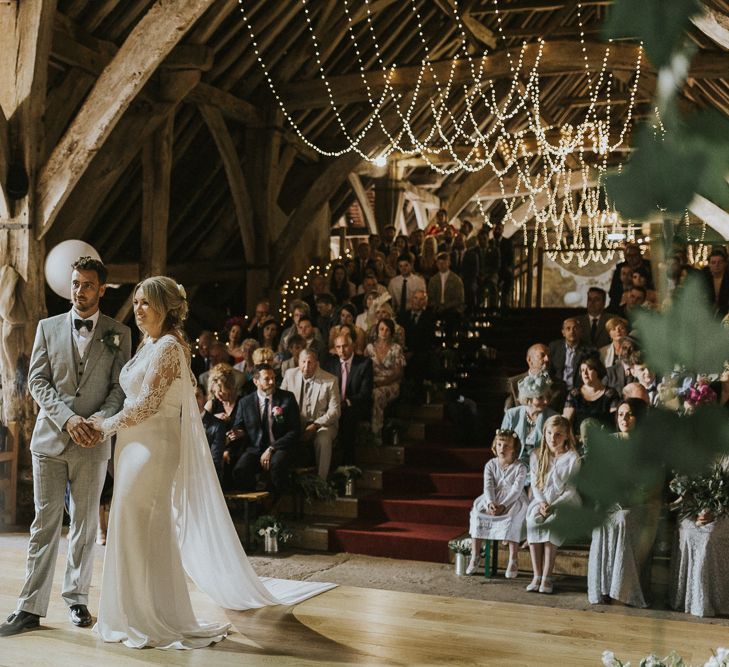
466,429,528,577
525,415,581,594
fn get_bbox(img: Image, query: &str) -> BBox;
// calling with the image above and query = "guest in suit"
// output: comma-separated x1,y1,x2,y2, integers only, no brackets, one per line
245,300,271,342
505,343,566,411
462,228,500,311
548,318,594,392
628,353,659,406
577,287,613,349
281,348,341,479
0,257,131,637
501,374,558,466
197,340,232,385
195,384,227,486
351,243,374,288
295,315,325,355
402,290,436,403
703,248,729,318
191,330,215,379
279,300,310,353
323,334,373,465
427,252,465,317
450,232,467,275
229,364,300,499
604,337,638,393
608,243,653,311
388,255,426,319
492,221,514,309
302,274,328,315
315,293,337,343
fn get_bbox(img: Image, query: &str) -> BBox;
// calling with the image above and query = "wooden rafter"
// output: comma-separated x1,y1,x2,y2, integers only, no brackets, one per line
347,173,378,233
278,41,729,110
36,0,217,240
0,105,9,218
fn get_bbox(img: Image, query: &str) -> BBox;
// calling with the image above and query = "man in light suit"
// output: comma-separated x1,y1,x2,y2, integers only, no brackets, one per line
427,252,465,316
0,257,131,637
576,287,613,349
281,348,341,479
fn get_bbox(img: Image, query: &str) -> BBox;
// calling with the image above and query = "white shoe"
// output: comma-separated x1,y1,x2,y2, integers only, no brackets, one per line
505,560,518,579
525,578,540,592
465,557,482,575
539,577,554,594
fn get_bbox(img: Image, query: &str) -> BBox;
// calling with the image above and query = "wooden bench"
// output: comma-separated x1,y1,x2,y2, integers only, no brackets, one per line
224,491,270,549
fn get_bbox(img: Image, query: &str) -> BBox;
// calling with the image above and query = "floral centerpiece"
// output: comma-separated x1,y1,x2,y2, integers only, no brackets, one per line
602,647,729,667
669,464,729,525
448,538,471,576
252,515,293,553
330,466,362,496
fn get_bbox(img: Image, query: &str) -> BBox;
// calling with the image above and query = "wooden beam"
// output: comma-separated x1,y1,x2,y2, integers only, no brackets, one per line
475,0,610,13
37,0,217,240
141,114,173,277
0,104,9,218
198,104,256,262
692,6,729,51
461,10,498,50
108,260,247,285
442,170,498,224
187,83,262,125
401,180,441,208
350,0,399,24
347,173,378,233
689,193,729,240
278,41,729,110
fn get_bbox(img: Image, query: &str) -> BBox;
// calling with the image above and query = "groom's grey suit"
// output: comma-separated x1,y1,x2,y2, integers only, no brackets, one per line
17,311,131,617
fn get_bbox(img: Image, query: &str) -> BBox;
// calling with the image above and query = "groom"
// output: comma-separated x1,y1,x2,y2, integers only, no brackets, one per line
0,256,131,636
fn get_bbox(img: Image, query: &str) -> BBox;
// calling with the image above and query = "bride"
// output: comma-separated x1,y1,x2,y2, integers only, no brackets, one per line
88,276,333,649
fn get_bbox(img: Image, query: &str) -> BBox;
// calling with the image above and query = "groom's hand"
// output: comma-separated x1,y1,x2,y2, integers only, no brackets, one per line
65,415,99,448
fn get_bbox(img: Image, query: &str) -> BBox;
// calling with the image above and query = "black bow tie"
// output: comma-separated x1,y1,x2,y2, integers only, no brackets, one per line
74,318,93,332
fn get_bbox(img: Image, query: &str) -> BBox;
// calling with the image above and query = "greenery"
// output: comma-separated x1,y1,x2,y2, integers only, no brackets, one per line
447,538,472,556
292,471,337,504
252,515,293,545
669,464,729,521
602,647,729,667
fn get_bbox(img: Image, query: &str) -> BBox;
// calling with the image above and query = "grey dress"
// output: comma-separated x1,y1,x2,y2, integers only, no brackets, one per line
670,516,729,617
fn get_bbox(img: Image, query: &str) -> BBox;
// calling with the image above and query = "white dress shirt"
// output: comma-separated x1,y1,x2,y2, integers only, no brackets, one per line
71,308,100,358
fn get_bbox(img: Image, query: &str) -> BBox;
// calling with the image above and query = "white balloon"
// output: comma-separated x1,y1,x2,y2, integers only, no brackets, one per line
563,290,582,307
45,240,102,300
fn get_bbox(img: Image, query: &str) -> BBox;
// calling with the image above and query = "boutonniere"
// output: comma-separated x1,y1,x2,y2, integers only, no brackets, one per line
271,405,284,424
100,330,122,354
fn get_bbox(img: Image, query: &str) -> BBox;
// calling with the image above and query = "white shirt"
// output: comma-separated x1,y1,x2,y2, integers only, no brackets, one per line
71,308,100,358
387,273,426,311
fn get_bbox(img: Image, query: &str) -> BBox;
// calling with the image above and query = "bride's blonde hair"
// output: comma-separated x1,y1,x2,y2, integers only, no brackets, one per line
135,276,189,347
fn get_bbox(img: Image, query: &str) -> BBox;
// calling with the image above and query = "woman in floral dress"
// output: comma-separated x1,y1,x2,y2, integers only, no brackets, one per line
365,318,405,438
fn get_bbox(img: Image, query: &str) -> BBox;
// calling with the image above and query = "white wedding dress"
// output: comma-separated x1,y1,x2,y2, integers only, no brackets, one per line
94,335,334,649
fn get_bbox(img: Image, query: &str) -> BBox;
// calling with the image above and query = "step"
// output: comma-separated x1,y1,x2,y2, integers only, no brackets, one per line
276,494,363,519
358,467,385,490
288,517,350,551
403,445,491,470
394,403,445,422
328,520,463,563
382,467,483,496
355,444,404,466
358,494,473,526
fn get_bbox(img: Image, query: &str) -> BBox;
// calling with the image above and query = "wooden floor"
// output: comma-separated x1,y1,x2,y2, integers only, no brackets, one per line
1,537,727,666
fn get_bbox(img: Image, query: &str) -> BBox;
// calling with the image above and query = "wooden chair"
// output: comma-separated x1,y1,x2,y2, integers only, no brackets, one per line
223,491,270,549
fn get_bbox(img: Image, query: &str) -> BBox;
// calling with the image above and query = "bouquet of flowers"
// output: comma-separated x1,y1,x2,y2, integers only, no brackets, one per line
681,376,717,413
669,464,729,524
602,647,729,667
252,515,293,544
447,538,472,555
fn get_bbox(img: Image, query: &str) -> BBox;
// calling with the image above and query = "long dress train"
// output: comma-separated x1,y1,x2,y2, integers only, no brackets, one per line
95,335,334,649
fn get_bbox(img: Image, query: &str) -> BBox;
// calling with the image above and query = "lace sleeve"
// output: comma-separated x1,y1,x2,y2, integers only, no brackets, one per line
102,337,182,437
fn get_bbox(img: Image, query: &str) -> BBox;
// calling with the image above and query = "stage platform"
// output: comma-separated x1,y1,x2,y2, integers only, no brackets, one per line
1,534,727,666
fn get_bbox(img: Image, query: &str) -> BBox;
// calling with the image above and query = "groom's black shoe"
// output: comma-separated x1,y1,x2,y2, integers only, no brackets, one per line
69,604,93,628
0,610,40,637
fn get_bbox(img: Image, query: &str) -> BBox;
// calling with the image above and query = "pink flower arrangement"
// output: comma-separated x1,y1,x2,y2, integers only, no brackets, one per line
683,377,717,410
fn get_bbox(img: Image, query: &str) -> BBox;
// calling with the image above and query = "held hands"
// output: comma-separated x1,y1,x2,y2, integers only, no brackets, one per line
486,502,506,516
66,415,103,448
538,502,551,518
226,427,245,444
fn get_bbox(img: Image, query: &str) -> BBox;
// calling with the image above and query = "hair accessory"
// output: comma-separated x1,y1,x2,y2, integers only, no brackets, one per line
177,283,187,300
517,372,552,400
495,428,516,438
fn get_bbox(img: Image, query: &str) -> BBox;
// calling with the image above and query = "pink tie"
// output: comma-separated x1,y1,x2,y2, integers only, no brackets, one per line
341,361,348,401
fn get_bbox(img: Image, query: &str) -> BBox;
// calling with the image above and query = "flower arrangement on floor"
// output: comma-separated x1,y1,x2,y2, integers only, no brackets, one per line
669,464,729,524
447,538,472,555
602,647,729,667
252,515,293,546
292,471,337,504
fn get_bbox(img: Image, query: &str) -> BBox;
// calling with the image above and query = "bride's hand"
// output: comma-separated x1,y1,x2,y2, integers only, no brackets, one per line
86,415,105,433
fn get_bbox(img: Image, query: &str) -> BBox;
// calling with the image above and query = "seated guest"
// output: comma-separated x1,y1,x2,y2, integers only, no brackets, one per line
280,334,305,375
506,343,566,411
230,364,300,500
450,231,467,275
191,329,215,378
467,429,528,577
368,301,406,347
670,456,729,617
315,293,337,343
563,357,618,444
258,317,280,351
526,415,581,594
355,270,388,297
281,348,341,479
600,316,629,368
608,242,652,311
245,299,271,341
501,374,558,466
296,315,325,354
588,399,659,608
197,340,232,384
351,242,373,287
387,255,426,319
622,382,650,404
224,318,246,364
631,266,658,306
625,285,649,314
204,363,245,425
323,334,373,465
629,353,659,406
577,288,612,349
200,348,246,396
365,318,406,439
419,236,439,281
279,299,309,352
402,290,435,402
330,263,356,305
605,337,637,393
302,273,328,314
232,338,260,380
355,290,380,335
548,317,593,392
329,304,367,355
195,384,227,485
702,247,729,318
427,252,465,317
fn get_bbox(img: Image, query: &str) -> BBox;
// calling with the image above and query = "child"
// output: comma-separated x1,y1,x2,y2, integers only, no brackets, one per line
525,415,581,594
467,429,528,577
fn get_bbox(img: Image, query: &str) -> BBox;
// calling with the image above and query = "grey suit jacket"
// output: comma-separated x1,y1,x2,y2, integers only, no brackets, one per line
28,311,132,461
576,313,613,349
280,366,341,432
427,271,465,313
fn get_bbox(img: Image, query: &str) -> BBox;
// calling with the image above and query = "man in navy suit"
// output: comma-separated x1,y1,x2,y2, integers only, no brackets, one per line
229,363,300,499
323,333,373,465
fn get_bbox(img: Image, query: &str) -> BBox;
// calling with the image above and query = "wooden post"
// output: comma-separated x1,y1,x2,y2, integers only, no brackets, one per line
141,113,174,278
536,246,544,308
0,422,20,525
525,244,534,307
